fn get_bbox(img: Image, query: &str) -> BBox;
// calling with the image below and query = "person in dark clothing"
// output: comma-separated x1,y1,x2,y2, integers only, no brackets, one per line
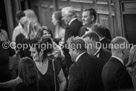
0,27,15,91
91,24,111,50
67,37,104,91
61,6,82,43
16,57,50,91
102,36,134,91
16,17,41,58
79,8,97,37
83,31,111,64
61,7,82,76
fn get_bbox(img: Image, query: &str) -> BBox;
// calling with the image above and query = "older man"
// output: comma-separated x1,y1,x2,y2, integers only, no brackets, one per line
68,37,104,91
61,7,82,72
102,36,134,91
61,6,82,42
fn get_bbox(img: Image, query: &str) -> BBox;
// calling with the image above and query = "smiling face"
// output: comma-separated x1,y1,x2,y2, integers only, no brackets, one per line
42,30,51,38
82,11,94,26
30,46,41,62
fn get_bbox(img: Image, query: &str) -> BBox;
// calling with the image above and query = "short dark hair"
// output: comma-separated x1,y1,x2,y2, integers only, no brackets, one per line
31,37,53,57
83,8,97,22
68,37,86,52
18,57,39,86
92,24,111,40
83,31,99,42
16,10,25,20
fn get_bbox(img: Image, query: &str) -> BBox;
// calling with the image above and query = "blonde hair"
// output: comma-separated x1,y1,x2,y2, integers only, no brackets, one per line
127,45,136,67
19,16,31,35
24,9,38,23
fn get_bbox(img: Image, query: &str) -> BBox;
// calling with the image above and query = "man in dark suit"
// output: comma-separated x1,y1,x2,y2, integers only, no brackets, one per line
67,37,104,91
83,31,111,64
61,6,82,42
91,24,111,50
61,7,82,75
102,36,134,91
79,8,97,37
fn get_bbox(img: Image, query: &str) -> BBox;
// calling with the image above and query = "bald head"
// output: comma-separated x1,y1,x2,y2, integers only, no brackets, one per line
111,36,130,61
111,36,129,51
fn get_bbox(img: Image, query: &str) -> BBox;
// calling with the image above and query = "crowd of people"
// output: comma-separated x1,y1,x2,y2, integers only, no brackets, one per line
0,6,136,91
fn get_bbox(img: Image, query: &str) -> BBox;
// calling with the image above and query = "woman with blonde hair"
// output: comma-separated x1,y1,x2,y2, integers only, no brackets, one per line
51,11,65,45
24,9,38,23
127,45,136,74
126,45,136,89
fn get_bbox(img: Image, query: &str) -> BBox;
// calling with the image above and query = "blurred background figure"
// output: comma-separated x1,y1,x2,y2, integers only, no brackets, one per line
52,11,65,46
12,10,25,42
16,57,50,91
0,18,15,91
24,9,38,23
0,18,8,41
126,45,136,90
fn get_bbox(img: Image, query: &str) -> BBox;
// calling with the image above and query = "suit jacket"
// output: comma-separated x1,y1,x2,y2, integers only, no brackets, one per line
78,26,88,37
65,19,82,42
100,37,111,50
102,57,134,91
95,48,111,64
68,53,104,91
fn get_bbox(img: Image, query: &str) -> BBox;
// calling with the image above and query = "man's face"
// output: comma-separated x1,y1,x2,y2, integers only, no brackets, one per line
69,48,77,62
82,11,94,26
30,47,41,62
62,13,71,25
84,37,97,55
124,44,130,64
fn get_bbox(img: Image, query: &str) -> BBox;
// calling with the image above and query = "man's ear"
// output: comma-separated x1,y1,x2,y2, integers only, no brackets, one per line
91,16,95,22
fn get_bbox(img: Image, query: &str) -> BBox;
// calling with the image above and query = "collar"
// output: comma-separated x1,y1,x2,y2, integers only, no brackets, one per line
75,52,86,62
94,46,101,56
100,37,105,41
68,18,77,26
112,56,124,65
86,27,92,31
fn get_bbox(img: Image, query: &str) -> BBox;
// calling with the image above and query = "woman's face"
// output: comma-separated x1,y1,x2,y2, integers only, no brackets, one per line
29,23,40,39
29,30,37,39
43,30,51,38
52,14,58,26
30,47,41,62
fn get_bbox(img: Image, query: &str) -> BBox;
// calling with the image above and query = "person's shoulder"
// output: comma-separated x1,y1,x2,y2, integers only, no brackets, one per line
14,24,23,31
70,19,82,27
